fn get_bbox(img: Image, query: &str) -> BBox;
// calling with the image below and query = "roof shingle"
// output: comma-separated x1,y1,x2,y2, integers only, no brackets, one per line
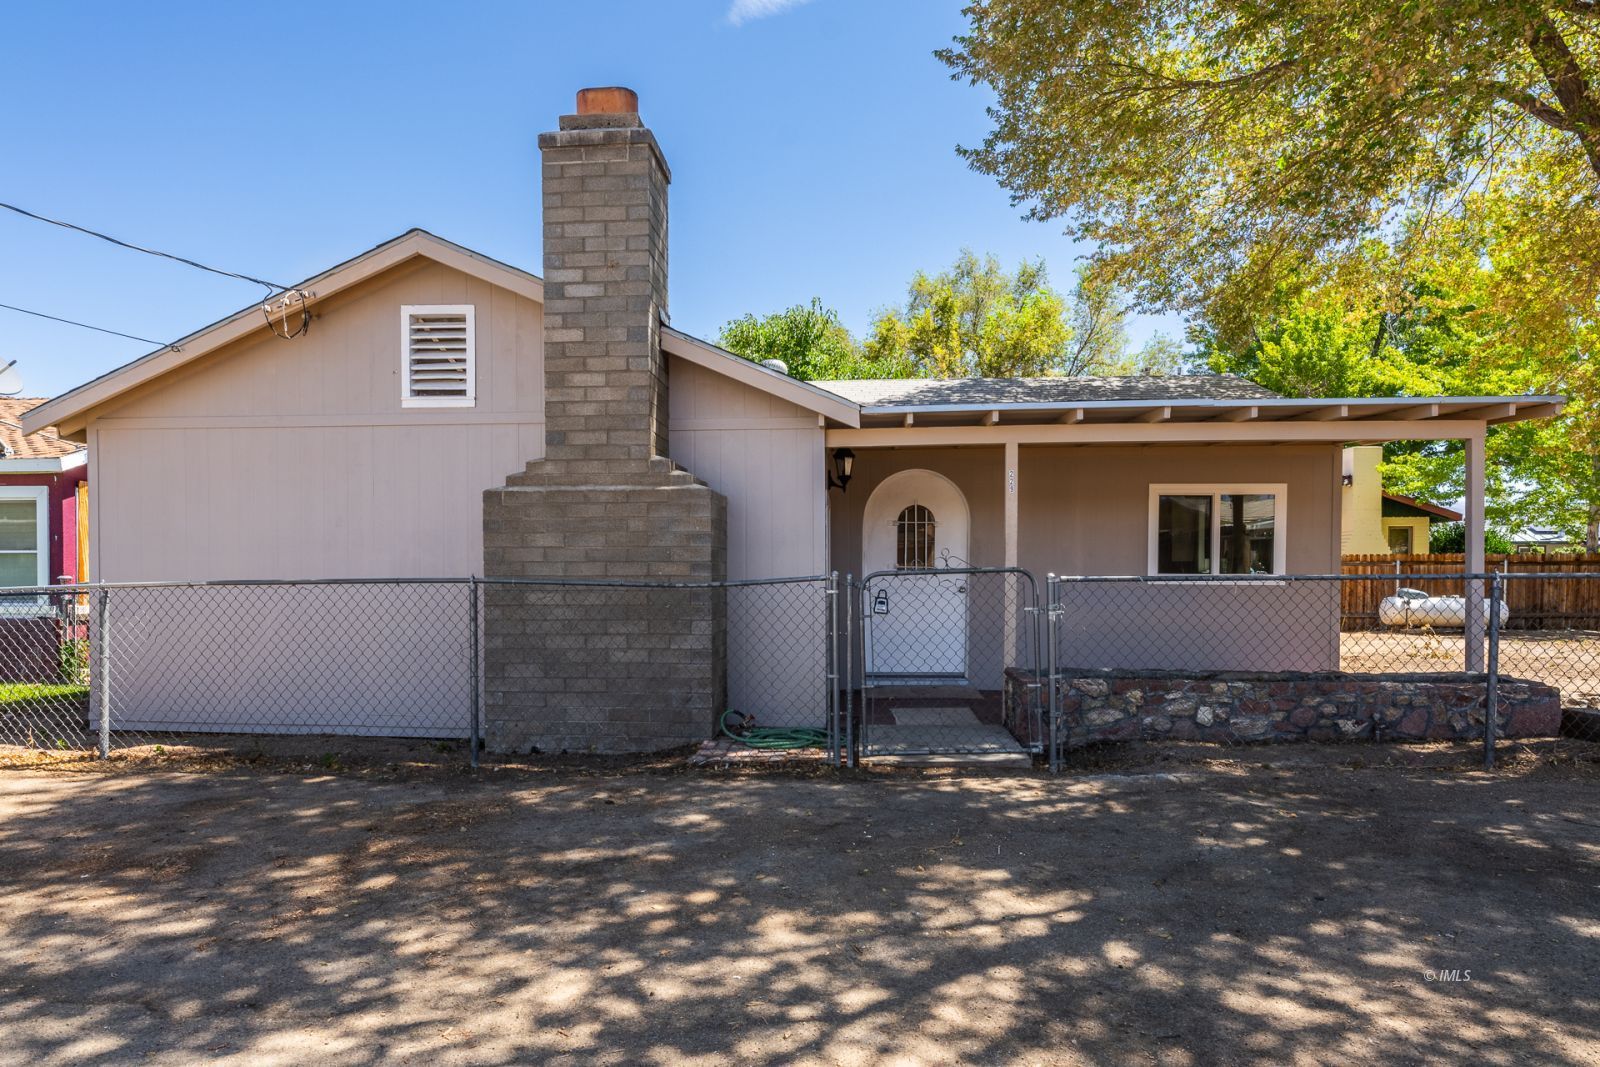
811,374,1280,407
0,399,84,459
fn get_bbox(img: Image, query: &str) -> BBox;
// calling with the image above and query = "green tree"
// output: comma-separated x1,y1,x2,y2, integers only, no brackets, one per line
717,298,907,381
941,1,1600,341
941,2,1600,544
1111,333,1193,377
863,250,1131,377
1430,523,1514,555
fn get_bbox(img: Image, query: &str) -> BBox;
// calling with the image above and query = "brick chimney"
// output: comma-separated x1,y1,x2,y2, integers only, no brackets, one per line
538,85,670,465
481,89,727,755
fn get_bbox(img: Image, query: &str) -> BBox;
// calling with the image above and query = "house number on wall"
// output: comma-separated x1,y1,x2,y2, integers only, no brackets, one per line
1008,468,1016,494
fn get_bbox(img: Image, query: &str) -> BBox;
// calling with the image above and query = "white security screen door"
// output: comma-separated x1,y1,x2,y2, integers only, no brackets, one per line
862,470,970,677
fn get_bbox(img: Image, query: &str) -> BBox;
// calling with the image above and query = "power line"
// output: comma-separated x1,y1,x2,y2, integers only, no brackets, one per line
0,301,178,351
0,200,289,295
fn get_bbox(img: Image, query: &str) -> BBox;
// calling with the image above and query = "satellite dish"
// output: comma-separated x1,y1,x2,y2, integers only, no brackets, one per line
0,361,23,397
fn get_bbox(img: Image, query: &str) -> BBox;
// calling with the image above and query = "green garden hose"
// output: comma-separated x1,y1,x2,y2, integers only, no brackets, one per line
719,708,828,750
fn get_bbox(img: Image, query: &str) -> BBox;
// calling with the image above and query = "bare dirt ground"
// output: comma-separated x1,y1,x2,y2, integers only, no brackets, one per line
1,742,1598,1066
1342,629,1600,705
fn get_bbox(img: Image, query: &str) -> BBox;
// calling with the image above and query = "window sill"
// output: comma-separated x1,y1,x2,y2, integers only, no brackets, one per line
402,397,476,409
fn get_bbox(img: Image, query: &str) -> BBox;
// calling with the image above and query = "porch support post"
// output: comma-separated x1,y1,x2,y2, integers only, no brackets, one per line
1004,440,1020,673
1464,428,1487,672
1004,440,1019,569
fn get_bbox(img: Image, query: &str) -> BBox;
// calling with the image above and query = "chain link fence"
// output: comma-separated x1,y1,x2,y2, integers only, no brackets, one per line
0,576,839,764
1042,571,1594,769
849,567,1043,762
0,570,1595,769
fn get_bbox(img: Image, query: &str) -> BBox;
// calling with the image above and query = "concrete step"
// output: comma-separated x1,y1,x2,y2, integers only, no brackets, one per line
866,750,1034,768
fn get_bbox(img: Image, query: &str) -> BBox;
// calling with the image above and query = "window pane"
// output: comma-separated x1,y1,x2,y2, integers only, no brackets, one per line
0,552,38,587
1220,493,1276,573
896,505,935,569
1158,495,1211,574
0,500,37,552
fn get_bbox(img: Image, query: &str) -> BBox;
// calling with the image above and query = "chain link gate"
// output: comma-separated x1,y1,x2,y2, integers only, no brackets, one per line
849,567,1044,761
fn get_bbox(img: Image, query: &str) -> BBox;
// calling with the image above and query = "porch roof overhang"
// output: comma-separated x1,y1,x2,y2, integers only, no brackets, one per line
825,395,1564,448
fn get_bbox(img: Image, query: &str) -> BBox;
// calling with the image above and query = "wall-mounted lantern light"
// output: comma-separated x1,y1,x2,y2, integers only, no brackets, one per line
827,448,855,493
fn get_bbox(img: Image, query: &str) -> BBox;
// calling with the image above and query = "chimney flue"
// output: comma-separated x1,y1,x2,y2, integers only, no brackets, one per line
576,86,638,116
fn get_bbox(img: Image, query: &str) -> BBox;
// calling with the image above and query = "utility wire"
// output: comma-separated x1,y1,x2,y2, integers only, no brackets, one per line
0,301,179,351
0,200,289,295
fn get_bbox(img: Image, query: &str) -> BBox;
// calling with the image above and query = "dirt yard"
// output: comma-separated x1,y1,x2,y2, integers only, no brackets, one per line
1342,629,1600,705
0,745,1597,1066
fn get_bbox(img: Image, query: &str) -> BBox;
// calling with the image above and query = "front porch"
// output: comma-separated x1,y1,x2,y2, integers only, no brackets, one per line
823,396,1524,680
811,391,1553,761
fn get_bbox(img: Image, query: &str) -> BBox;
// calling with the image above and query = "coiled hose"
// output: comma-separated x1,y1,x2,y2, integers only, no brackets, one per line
719,708,828,750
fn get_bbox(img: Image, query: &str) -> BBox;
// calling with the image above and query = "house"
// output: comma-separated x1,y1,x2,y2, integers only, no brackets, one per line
1340,444,1461,554
22,88,1564,752
0,399,87,589
0,398,88,681
1508,528,1581,553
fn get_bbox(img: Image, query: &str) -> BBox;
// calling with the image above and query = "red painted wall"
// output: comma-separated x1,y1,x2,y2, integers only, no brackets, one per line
0,467,87,585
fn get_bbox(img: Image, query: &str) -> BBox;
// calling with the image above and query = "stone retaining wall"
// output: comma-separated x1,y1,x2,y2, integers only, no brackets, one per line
1007,668,1561,749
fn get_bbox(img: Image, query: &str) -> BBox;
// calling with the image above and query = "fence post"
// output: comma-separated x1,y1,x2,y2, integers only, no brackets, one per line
832,575,844,767
844,574,854,769
468,577,481,770
1484,571,1502,770
95,586,111,759
1046,573,1060,775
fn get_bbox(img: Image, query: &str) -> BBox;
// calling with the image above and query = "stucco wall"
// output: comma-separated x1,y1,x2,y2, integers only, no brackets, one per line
830,442,1344,675
829,443,1340,574
90,259,543,582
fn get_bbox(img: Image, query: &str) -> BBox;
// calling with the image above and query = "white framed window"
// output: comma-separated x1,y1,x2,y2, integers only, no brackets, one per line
0,486,50,611
1148,484,1287,576
401,305,475,407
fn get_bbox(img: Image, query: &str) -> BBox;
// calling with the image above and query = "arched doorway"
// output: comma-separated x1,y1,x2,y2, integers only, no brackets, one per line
862,469,971,676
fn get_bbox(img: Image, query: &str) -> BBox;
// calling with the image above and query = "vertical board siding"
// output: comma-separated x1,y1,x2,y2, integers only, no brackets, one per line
668,357,829,726
84,259,544,735
91,260,544,581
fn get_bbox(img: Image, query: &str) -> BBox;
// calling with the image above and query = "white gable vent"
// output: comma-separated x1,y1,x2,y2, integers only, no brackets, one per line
401,304,475,407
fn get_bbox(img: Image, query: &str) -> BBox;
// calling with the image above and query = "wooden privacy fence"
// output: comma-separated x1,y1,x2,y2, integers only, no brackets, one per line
1342,554,1600,630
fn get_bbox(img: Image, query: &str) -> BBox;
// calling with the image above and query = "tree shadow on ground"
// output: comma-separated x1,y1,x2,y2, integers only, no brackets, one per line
0,755,1596,1065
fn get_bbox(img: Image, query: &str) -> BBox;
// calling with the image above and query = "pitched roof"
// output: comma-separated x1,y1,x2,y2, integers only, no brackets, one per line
23,229,544,438
813,374,1279,406
0,398,83,458
1382,493,1462,522
660,327,860,425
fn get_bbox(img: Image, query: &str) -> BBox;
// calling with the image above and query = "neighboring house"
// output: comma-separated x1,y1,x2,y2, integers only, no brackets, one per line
22,88,1565,751
1509,527,1580,553
0,398,88,682
0,398,88,589
1340,445,1461,555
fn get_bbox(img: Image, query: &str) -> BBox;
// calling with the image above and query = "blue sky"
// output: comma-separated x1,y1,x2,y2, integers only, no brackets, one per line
1,0,1183,400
